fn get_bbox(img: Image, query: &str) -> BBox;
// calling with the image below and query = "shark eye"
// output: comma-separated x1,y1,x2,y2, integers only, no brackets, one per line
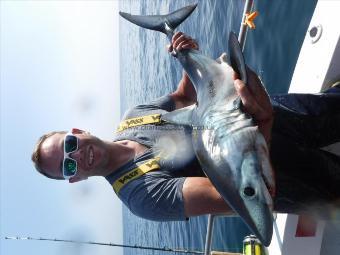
243,187,255,197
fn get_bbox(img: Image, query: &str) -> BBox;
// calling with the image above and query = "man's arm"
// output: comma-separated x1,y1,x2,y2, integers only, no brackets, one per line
170,71,197,109
182,177,234,216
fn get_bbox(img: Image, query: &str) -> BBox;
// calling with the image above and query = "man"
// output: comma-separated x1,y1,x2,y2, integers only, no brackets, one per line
32,32,340,221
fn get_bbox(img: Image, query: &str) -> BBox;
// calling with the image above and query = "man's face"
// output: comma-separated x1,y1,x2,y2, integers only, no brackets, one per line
39,129,107,182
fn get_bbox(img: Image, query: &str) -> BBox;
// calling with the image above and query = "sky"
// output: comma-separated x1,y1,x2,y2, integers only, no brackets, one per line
1,1,123,254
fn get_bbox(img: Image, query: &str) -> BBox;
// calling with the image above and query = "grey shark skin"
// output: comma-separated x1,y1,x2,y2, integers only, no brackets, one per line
120,4,275,246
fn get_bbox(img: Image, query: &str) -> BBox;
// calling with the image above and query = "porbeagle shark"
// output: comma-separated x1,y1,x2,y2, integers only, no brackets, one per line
120,4,275,246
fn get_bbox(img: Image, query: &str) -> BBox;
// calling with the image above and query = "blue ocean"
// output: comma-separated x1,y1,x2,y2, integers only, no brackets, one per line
119,0,317,254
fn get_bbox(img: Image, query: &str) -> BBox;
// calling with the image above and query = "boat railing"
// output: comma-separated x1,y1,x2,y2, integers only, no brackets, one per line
204,214,283,255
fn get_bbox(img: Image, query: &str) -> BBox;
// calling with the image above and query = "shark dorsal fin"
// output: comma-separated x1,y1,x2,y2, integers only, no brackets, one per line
228,32,247,84
161,104,195,126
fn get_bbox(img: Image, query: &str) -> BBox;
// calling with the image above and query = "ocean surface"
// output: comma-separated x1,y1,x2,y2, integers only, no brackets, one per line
119,0,317,254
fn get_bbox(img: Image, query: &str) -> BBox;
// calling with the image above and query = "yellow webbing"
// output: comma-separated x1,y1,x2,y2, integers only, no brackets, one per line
116,113,162,133
112,156,161,193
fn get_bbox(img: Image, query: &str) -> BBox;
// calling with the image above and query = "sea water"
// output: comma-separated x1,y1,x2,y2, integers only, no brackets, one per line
119,0,317,254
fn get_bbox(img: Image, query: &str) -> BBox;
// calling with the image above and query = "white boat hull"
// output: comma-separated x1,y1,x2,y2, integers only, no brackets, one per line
269,1,340,254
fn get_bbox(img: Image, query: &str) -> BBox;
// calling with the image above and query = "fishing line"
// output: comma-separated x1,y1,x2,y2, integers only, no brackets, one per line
5,236,205,254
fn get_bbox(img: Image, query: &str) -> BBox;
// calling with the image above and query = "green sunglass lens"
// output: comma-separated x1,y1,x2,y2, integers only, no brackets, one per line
65,135,78,153
63,158,77,176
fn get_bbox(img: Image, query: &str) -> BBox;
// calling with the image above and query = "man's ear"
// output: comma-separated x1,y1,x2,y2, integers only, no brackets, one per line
68,176,88,183
72,128,91,135
71,128,86,134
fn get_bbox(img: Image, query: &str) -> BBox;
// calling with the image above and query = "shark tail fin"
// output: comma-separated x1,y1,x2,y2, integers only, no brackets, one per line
119,4,197,36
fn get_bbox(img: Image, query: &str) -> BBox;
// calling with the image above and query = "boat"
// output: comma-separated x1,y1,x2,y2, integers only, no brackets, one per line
268,1,340,254
205,0,340,254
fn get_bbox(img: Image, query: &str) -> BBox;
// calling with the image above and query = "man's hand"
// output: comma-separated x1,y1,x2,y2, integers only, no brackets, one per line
167,31,199,53
233,68,273,146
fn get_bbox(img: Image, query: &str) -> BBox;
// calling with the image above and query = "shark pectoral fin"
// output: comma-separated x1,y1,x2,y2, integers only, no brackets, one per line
161,105,195,126
228,32,247,84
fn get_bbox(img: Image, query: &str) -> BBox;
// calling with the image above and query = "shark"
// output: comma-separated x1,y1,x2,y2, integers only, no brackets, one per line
120,3,275,246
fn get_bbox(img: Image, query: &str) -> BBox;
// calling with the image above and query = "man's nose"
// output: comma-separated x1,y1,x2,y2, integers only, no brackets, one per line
70,149,83,162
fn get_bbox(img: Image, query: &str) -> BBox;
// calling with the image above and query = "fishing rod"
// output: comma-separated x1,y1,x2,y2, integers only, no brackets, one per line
5,236,205,254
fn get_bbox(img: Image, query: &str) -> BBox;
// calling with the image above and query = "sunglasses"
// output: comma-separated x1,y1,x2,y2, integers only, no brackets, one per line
63,133,79,180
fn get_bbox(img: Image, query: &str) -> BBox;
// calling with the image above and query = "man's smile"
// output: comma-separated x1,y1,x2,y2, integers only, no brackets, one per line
88,145,94,167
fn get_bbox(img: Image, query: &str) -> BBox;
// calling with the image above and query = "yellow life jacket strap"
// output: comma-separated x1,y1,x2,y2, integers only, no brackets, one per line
116,113,162,133
112,156,161,193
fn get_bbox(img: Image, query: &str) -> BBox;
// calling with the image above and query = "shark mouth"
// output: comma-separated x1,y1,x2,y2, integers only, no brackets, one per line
262,172,275,198
258,171,275,211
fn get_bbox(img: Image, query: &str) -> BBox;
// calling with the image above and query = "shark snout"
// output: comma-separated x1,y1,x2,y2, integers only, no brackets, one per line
240,151,273,246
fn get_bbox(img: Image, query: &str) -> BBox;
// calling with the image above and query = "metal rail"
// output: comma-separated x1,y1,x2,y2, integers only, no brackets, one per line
204,1,255,254
238,0,254,51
